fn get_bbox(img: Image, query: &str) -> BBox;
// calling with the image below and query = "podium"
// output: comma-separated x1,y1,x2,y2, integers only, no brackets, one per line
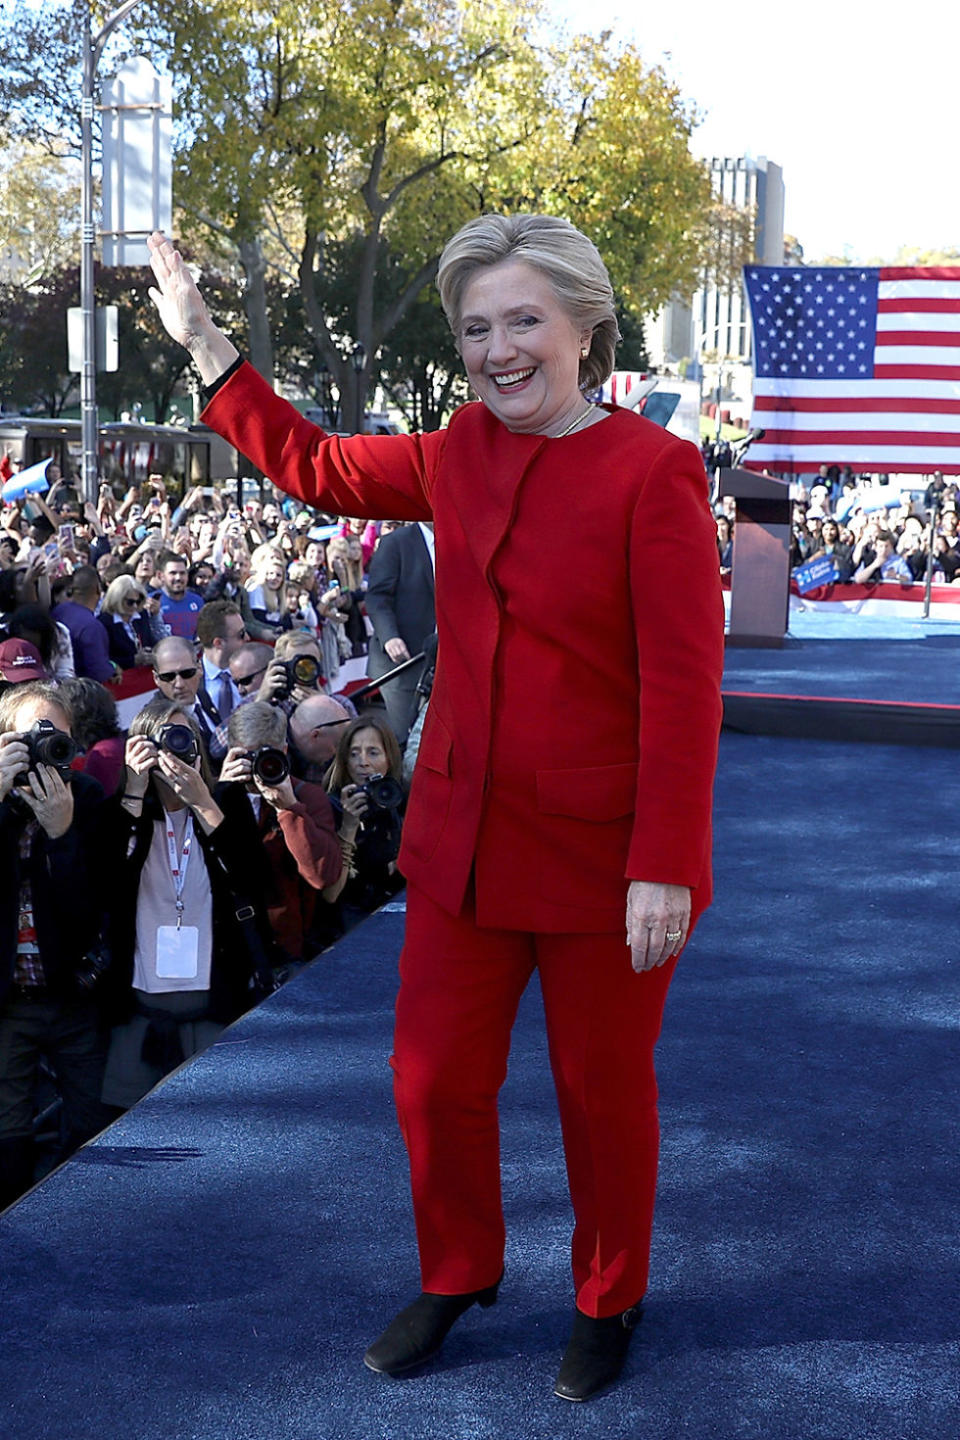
718,468,792,648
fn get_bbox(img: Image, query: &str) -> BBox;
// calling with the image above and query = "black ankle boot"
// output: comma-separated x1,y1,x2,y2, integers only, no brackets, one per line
363,1276,501,1375
553,1303,642,1402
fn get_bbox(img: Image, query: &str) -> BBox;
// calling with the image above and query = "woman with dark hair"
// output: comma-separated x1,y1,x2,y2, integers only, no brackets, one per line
147,212,724,1402
716,514,733,573
58,676,125,796
322,714,405,933
5,602,74,681
100,698,269,1111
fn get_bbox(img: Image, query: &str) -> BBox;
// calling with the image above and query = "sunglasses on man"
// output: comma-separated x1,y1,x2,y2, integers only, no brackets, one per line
154,666,199,682
233,666,268,690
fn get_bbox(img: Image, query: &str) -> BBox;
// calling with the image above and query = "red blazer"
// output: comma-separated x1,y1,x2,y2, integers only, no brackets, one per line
204,365,724,935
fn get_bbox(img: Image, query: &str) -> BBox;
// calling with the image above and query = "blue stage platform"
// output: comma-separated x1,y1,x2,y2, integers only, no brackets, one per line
723,616,960,745
2,719,957,1440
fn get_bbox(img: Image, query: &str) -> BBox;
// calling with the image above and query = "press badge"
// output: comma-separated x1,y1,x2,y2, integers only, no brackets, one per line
156,925,200,979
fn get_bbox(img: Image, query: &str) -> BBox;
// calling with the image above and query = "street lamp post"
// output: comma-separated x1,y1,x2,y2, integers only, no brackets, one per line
80,0,145,506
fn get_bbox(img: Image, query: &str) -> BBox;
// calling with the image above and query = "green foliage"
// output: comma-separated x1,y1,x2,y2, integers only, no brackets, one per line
0,0,716,425
0,256,252,421
0,144,80,281
0,267,79,414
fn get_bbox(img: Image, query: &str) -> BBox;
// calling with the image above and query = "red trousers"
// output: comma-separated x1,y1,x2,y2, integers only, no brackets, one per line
391,883,678,1318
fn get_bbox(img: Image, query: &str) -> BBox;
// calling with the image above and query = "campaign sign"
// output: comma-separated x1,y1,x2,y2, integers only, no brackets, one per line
793,554,839,594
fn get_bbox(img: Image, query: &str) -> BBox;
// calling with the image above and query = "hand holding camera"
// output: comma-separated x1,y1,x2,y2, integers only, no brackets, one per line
0,731,32,802
339,774,403,838
258,654,321,705
15,761,75,839
124,734,160,796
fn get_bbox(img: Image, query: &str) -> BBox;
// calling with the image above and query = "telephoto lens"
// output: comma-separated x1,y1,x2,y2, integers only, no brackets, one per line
287,654,321,689
157,723,199,764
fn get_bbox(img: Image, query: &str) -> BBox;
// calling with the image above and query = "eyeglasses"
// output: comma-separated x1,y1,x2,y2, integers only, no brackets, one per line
234,666,268,689
154,666,199,682
124,596,145,606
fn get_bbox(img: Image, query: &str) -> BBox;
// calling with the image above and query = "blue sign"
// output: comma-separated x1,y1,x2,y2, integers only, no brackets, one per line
1,457,50,503
793,555,839,594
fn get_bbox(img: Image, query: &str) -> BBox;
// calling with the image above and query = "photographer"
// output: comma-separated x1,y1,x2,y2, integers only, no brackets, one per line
217,702,342,975
99,699,270,1111
321,714,405,935
255,629,325,713
0,681,109,1210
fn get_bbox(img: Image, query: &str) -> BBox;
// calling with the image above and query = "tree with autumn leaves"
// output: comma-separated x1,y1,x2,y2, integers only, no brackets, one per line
0,0,714,424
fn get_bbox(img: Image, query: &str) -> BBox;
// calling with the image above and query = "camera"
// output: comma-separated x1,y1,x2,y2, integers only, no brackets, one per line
243,746,290,786
276,654,321,697
359,774,403,811
15,719,77,785
74,942,112,994
156,723,199,765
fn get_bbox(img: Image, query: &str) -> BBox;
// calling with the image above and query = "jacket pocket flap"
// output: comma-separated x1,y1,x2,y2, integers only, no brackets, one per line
536,762,636,822
417,713,452,777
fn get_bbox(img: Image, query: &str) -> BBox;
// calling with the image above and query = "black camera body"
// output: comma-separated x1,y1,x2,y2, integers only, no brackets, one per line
276,654,321,698
156,723,199,765
74,942,112,994
15,719,77,785
359,774,403,811
243,746,290,786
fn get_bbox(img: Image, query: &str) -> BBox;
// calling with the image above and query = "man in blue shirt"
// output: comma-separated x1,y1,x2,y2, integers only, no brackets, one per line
157,553,205,641
50,566,115,683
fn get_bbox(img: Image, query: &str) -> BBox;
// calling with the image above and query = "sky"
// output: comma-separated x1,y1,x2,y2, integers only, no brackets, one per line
549,0,956,265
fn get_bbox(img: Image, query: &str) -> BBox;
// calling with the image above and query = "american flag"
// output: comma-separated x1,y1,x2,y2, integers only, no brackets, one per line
743,265,960,474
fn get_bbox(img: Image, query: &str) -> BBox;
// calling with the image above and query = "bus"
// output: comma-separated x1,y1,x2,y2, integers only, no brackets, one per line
0,415,239,501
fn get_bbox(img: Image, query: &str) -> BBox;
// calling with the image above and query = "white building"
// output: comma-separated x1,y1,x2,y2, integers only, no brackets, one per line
645,155,786,431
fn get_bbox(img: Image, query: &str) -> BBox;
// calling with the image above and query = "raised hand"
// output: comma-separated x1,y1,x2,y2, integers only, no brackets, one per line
146,232,239,384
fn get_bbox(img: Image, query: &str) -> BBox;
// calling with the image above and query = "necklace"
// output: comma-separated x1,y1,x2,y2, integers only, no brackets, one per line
552,403,597,439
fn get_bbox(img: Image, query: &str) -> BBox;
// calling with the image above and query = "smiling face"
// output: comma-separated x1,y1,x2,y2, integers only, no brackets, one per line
458,259,590,436
163,559,188,598
262,554,285,590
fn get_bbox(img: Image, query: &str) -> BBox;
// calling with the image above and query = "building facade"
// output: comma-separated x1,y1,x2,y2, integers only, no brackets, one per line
646,155,786,431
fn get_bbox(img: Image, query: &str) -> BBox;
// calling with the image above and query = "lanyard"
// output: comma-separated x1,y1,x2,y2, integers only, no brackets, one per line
164,813,194,930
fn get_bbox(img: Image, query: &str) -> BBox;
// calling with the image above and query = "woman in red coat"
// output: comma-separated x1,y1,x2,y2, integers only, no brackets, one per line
147,215,724,1402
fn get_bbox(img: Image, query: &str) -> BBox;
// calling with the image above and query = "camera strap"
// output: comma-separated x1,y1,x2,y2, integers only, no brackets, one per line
164,814,194,930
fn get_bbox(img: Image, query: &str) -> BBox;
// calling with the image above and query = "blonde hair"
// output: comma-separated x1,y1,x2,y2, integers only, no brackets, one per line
274,629,320,662
101,573,146,617
246,543,287,608
437,213,619,393
326,534,363,591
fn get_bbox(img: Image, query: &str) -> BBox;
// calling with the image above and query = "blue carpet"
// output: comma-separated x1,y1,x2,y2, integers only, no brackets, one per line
724,632,960,704
1,734,957,1439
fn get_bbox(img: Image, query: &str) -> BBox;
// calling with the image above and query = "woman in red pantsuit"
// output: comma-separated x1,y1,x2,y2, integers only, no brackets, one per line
147,214,724,1401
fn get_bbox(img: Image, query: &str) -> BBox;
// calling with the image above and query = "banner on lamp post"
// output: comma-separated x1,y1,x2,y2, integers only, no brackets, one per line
101,55,172,267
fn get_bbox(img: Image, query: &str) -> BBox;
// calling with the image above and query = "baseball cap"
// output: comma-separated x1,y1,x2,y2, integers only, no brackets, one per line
0,638,47,684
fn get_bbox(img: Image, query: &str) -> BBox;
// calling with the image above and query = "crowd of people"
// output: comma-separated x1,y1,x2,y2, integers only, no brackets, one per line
708,460,959,584
0,466,420,1210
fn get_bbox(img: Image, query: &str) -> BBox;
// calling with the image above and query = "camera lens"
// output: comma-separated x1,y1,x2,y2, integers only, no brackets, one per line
290,655,320,687
251,747,290,785
361,774,403,810
158,723,198,764
33,729,77,769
